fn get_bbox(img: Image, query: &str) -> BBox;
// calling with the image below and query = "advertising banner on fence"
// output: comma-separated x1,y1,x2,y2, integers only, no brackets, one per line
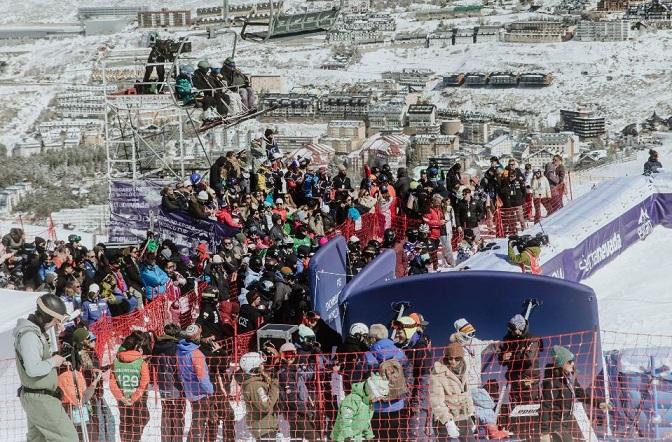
308,235,348,335
156,208,239,250
570,197,658,281
109,179,166,243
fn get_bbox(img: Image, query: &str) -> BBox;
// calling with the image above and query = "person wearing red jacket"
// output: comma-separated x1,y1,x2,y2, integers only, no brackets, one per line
216,205,243,228
424,194,447,269
110,332,151,442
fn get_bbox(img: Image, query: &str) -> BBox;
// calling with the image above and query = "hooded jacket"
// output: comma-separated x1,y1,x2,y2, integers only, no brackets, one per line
151,335,182,399
139,262,169,300
364,338,411,412
110,349,150,404
241,372,280,438
331,381,375,442
176,339,214,401
429,360,475,424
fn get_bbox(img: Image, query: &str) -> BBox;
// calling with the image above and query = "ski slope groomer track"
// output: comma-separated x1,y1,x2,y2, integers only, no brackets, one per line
461,173,672,282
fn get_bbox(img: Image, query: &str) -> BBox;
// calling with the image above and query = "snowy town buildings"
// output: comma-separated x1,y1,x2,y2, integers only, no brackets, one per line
138,9,193,28
322,120,367,154
560,108,607,139
501,19,572,42
574,20,630,41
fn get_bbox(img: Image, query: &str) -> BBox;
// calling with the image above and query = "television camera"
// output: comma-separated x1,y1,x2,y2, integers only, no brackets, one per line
508,232,549,253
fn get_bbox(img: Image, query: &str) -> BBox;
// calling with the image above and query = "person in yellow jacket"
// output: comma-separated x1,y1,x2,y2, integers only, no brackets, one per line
507,239,542,274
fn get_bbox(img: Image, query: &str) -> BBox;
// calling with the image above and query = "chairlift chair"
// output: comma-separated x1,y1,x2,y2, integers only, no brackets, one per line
240,0,343,42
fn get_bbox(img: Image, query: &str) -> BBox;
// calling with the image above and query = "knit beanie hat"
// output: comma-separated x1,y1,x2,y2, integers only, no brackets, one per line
454,318,475,335
508,314,527,333
73,327,90,346
551,345,574,367
444,342,464,359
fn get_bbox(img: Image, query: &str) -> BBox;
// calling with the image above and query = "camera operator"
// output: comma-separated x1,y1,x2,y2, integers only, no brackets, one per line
14,294,79,440
507,235,543,275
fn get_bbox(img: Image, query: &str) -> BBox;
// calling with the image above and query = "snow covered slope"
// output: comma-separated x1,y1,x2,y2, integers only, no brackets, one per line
584,227,672,337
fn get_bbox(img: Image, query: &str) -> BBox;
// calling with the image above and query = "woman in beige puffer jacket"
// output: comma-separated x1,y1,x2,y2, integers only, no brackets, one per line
429,342,476,441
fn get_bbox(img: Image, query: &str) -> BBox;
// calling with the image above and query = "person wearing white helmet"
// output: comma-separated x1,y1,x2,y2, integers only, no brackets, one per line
450,319,508,440
81,283,111,326
296,324,321,354
338,322,371,392
176,324,215,441
277,342,318,441
204,253,230,300
239,352,280,440
189,189,211,220
340,323,369,353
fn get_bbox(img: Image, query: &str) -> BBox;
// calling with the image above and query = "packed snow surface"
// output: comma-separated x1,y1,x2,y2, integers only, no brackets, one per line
584,226,672,338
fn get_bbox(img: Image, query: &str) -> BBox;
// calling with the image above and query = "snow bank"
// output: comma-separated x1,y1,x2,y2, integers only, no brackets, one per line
0,288,41,358
585,227,672,338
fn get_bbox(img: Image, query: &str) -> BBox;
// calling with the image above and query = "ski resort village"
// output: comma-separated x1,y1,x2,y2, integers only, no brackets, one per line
0,0,672,441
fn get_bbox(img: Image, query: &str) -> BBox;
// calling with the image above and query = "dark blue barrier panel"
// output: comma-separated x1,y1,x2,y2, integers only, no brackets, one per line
339,249,396,313
342,271,599,347
341,271,602,391
308,235,348,334
156,208,240,250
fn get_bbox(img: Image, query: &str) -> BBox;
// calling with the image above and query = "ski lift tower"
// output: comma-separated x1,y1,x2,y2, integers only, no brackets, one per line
101,50,191,182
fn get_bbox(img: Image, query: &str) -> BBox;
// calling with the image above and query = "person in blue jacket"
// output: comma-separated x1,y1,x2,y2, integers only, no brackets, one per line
365,323,413,441
176,324,215,441
38,254,56,284
81,283,110,325
139,252,169,301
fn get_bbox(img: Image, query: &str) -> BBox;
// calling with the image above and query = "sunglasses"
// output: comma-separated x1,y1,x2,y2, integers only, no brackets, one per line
282,351,297,358
445,357,463,362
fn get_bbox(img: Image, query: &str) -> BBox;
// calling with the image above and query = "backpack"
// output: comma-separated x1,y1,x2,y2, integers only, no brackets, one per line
379,358,408,401
175,78,194,104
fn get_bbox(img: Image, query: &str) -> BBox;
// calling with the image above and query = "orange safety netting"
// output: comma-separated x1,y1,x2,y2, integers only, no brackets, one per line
6,329,672,441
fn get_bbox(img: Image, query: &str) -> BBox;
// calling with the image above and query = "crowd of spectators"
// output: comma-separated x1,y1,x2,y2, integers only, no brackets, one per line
4,130,578,441
40,297,600,442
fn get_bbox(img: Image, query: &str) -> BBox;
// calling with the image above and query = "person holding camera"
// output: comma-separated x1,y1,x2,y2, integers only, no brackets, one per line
14,294,79,441
507,236,542,275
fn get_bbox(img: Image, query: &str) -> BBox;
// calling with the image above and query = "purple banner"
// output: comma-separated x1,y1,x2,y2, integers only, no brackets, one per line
308,235,348,334
109,179,166,243
543,194,663,282
110,179,239,248
156,208,239,250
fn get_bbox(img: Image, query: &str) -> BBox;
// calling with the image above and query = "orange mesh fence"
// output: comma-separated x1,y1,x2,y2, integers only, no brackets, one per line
495,183,567,237
10,329,672,441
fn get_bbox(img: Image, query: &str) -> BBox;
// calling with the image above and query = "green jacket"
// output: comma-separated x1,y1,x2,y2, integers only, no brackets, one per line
331,382,375,442
293,235,312,253
508,244,542,273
